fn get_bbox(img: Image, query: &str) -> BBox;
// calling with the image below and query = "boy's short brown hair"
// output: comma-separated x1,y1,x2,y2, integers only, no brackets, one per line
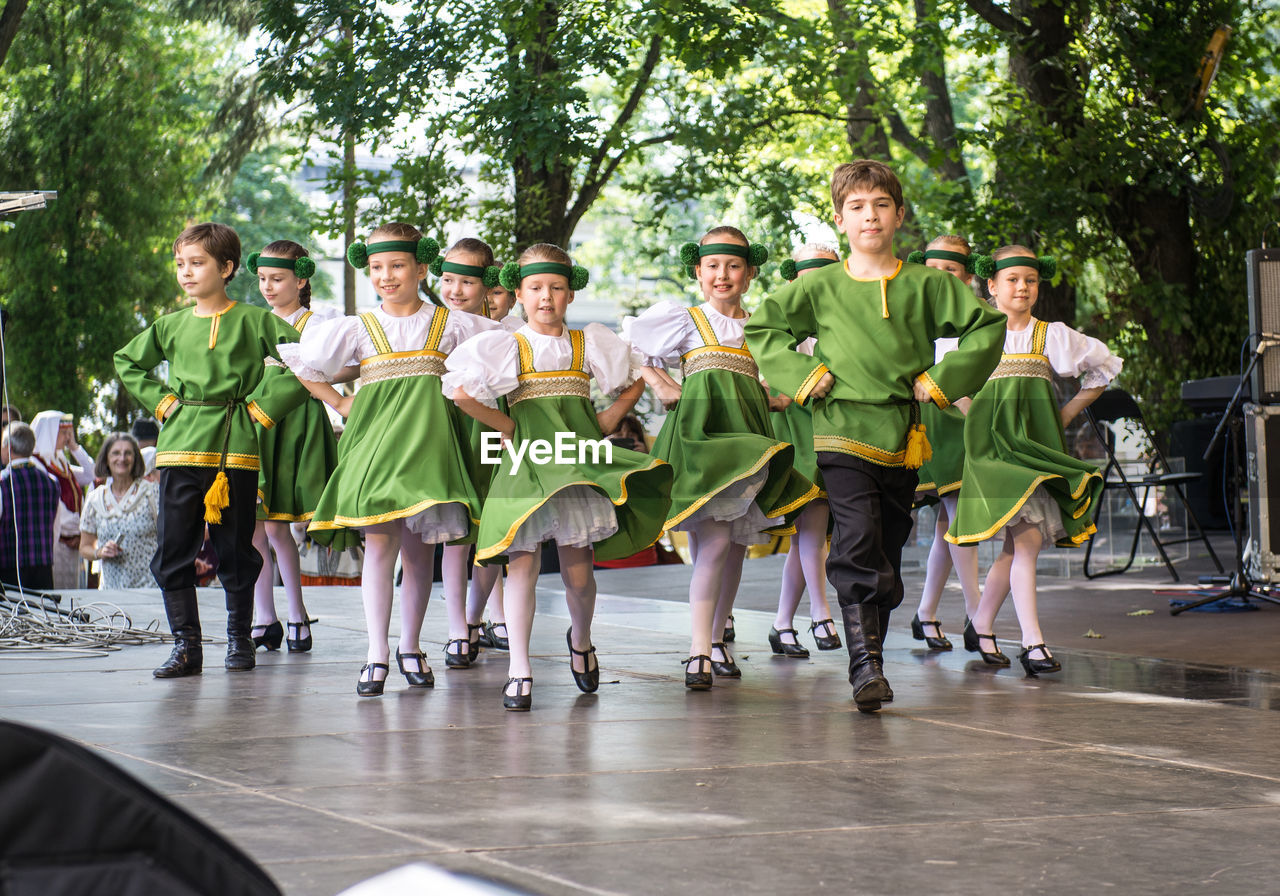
830,160,904,212
173,222,242,284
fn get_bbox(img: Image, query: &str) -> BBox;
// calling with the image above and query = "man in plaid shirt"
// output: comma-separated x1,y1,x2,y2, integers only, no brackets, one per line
0,422,60,591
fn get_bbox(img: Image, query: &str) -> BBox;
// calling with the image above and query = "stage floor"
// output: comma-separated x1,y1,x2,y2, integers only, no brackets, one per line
3,546,1280,895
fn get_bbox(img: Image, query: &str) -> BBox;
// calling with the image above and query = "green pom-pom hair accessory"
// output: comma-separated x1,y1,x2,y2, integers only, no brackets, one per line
497,260,589,292
247,252,316,279
346,236,440,269
908,248,976,273
428,251,503,287
973,253,1057,280
780,257,837,282
679,240,769,278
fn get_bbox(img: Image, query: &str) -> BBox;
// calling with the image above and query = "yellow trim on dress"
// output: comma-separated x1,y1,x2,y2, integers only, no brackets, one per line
295,310,314,333
246,400,275,429
359,348,448,366
156,394,178,421
944,469,1101,545
359,312,394,355
308,496,481,532
475,457,671,561
917,370,949,409
794,364,830,406
662,442,789,531
689,306,719,346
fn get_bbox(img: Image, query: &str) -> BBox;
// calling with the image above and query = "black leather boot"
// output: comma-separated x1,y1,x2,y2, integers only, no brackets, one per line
154,588,203,679
877,605,894,703
841,603,891,713
224,589,256,671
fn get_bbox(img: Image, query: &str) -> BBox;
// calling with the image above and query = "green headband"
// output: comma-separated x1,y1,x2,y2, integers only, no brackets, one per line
971,253,1058,280
428,253,502,288
677,240,769,278
497,260,590,291
906,248,975,274
346,236,439,269
246,252,316,279
780,257,838,281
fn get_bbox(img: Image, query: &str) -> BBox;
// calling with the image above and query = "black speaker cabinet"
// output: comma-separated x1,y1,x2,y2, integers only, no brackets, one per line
1245,403,1280,583
1247,248,1280,403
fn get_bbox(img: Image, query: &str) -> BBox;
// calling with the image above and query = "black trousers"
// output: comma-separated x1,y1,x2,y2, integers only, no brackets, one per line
818,452,918,611
0,565,54,591
151,467,262,593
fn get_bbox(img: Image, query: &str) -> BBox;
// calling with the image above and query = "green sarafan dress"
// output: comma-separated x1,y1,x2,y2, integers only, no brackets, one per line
916,403,967,496
770,339,825,498
947,319,1113,548
638,305,819,539
257,308,341,524
306,307,481,547
459,328,672,564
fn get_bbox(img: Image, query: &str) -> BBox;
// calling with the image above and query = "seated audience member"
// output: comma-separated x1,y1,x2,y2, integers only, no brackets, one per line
0,422,61,590
80,433,160,589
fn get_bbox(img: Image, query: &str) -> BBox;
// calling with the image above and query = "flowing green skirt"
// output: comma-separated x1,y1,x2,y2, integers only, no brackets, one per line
476,394,672,563
916,403,966,496
307,374,481,547
947,376,1100,547
257,396,338,522
653,368,818,534
772,398,825,496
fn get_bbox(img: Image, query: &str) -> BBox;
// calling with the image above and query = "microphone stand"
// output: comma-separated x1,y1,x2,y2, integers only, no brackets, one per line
1173,337,1280,613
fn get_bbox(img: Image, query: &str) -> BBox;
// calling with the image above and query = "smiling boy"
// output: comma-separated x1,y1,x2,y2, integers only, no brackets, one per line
745,160,1005,711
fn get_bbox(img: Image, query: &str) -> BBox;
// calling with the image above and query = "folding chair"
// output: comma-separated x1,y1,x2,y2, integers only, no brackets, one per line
1083,389,1225,581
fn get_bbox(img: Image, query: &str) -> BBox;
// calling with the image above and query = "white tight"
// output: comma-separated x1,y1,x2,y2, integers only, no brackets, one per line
504,544,597,679
441,544,501,641
360,519,436,664
971,521,1045,647
773,501,832,629
252,520,307,627
687,519,747,659
464,558,505,625
914,494,981,622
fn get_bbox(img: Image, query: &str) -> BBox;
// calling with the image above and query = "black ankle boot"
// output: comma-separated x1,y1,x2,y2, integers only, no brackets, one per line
224,589,256,671
841,603,891,713
154,589,203,679
877,605,895,702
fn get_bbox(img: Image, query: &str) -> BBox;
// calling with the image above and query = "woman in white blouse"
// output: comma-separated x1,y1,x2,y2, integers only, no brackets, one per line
80,433,160,589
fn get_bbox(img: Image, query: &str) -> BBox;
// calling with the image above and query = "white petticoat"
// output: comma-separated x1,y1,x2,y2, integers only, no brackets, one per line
506,484,619,554
375,502,472,544
999,485,1067,544
670,466,781,546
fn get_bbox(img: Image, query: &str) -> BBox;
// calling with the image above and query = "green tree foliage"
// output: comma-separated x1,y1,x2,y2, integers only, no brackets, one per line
214,146,335,307
255,0,785,258
0,0,217,423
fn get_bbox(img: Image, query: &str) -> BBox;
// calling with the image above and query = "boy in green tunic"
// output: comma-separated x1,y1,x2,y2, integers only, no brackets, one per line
115,223,308,679
745,160,1005,711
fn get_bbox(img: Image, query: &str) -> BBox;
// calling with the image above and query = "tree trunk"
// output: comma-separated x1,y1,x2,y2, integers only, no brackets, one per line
913,0,969,185
0,0,28,69
509,1,574,252
341,22,356,315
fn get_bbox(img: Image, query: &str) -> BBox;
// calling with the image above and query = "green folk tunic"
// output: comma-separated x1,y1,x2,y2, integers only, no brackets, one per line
471,330,673,564
114,302,308,472
947,320,1104,547
648,307,819,534
744,260,1005,468
306,308,481,547
256,308,341,524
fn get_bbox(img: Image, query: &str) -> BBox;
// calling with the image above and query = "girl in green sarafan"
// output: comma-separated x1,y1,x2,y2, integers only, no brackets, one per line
446,243,672,712
948,245,1121,677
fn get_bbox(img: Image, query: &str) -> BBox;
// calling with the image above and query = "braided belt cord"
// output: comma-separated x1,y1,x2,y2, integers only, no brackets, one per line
359,354,448,384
